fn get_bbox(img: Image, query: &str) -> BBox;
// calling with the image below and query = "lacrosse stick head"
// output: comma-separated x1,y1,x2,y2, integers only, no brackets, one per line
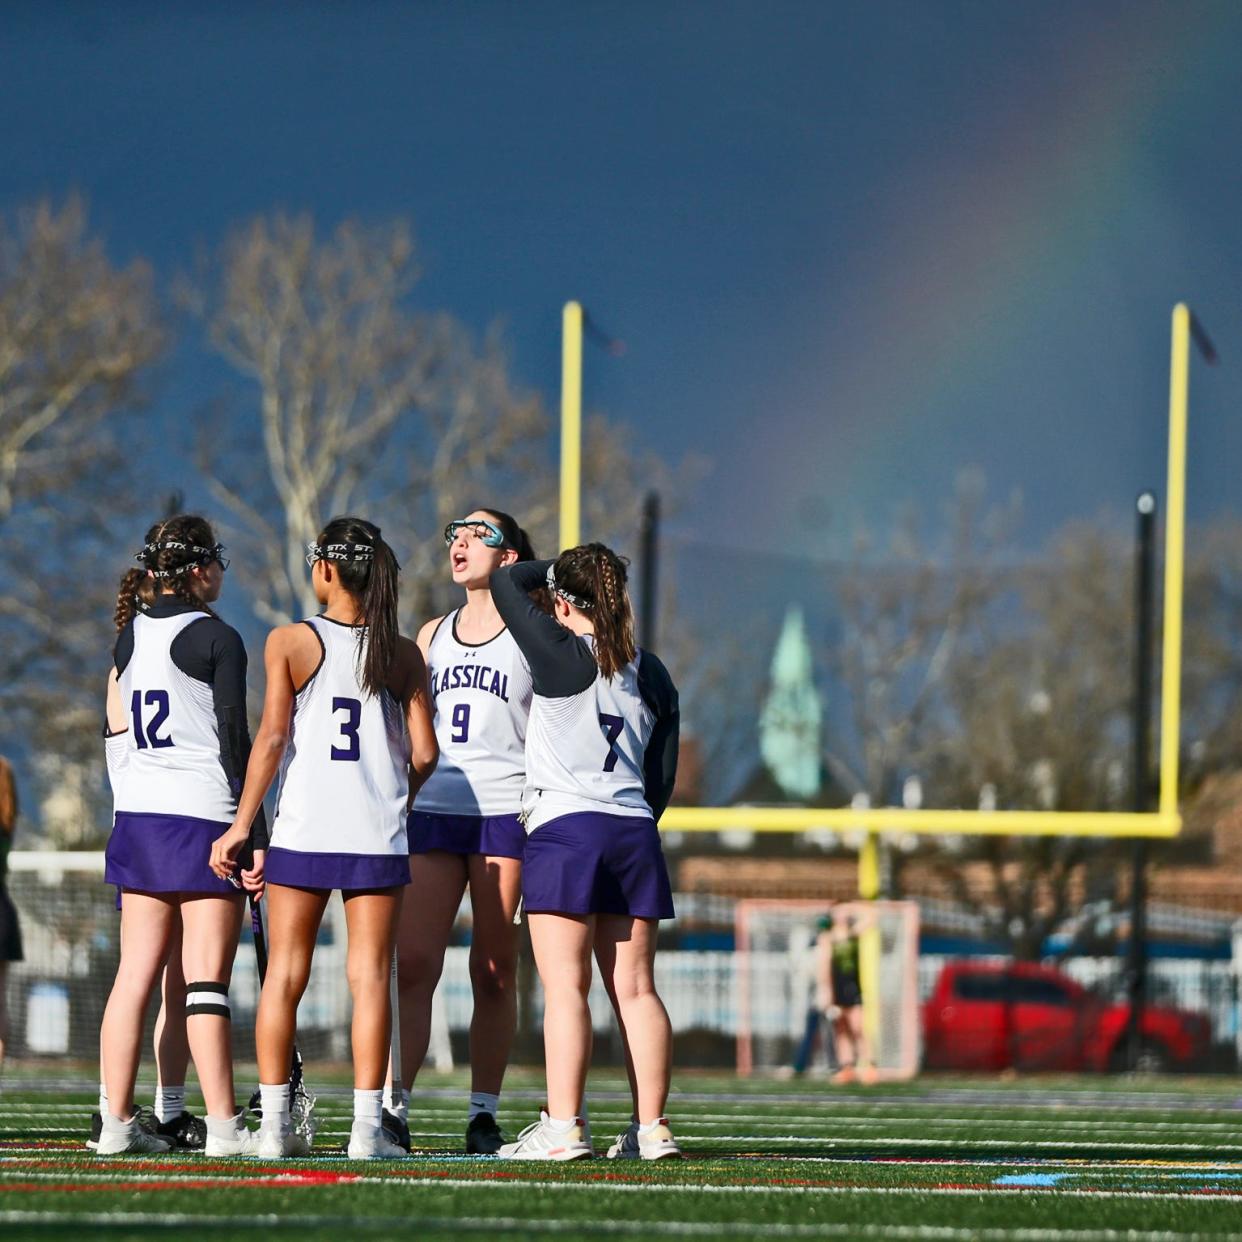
289,1058,318,1143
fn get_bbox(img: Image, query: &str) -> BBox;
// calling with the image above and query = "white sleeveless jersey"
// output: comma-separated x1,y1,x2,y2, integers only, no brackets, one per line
413,612,533,817
115,612,235,823
270,617,409,857
523,640,655,832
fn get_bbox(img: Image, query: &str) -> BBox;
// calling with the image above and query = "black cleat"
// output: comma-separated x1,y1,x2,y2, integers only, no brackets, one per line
87,1111,103,1150
466,1111,505,1155
381,1108,411,1153
155,1110,207,1151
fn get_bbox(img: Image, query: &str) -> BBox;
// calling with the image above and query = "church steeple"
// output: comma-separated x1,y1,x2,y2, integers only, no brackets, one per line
759,605,823,800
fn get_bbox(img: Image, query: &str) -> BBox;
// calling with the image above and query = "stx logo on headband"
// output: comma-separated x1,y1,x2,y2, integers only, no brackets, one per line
546,565,592,611
134,540,229,576
305,541,374,567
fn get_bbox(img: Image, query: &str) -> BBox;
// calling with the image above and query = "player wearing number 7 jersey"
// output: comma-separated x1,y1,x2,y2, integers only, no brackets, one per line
490,543,682,1162
211,516,438,1160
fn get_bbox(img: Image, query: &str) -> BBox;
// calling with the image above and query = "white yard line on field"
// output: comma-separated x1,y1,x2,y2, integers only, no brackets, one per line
3,1168,1242,1203
0,1209,1238,1240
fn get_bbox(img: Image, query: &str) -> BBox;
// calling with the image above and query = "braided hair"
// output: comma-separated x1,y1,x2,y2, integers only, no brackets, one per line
312,516,400,699
551,542,636,680
115,514,221,631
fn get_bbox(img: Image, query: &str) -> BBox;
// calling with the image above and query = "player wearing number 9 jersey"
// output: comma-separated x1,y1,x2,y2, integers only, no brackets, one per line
490,543,681,1162
392,509,536,1154
99,514,263,1158
212,516,437,1160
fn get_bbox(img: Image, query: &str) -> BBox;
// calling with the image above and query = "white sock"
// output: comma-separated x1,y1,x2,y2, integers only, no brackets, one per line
155,1085,186,1123
389,1086,409,1122
354,1088,383,1130
259,1083,290,1130
468,1091,499,1123
546,1114,577,1132
98,1085,108,1115
638,1117,666,1134
206,1112,243,1140
101,1110,132,1133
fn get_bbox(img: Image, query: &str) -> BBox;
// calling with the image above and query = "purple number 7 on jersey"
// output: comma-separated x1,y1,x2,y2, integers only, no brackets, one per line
599,713,624,772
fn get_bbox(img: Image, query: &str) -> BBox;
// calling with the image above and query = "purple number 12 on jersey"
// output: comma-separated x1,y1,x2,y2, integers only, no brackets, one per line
451,702,471,744
131,689,173,750
599,713,624,772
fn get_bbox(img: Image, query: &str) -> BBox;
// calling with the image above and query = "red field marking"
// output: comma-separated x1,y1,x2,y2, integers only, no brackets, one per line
0,1170,365,1195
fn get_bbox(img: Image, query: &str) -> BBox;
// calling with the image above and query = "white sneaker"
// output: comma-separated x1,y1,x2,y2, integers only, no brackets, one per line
95,1114,173,1156
256,1123,311,1158
497,1111,593,1161
205,1114,262,1158
607,1119,682,1160
347,1121,409,1160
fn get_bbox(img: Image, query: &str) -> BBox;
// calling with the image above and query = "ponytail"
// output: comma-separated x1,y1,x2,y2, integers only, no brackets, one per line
551,542,636,680
114,567,154,631
313,515,399,698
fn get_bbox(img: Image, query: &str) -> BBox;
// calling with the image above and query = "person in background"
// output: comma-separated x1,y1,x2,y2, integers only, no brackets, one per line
0,755,23,1071
818,905,876,1085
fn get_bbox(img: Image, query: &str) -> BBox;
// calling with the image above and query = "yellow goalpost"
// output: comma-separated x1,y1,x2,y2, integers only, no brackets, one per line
559,303,1215,877
559,303,1214,1074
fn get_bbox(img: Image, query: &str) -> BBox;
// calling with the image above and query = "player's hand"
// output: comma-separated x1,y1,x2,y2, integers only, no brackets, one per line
826,1004,841,1020
240,849,266,899
210,823,249,882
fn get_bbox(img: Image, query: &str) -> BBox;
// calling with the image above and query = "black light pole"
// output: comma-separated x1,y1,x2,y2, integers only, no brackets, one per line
639,491,660,649
1125,490,1156,1070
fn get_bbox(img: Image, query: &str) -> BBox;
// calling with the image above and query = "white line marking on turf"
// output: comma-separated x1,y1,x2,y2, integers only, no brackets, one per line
3,1169,1242,1203
0,1212,1237,1240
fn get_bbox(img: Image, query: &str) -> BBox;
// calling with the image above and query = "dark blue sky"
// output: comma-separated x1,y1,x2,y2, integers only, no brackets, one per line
4,0,1242,562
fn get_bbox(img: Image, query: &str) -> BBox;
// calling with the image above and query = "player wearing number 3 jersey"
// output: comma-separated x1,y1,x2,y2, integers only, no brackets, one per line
490,543,681,1162
212,516,437,1160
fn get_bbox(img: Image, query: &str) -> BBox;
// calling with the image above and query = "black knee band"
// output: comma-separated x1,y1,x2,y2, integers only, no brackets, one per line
185,980,231,1019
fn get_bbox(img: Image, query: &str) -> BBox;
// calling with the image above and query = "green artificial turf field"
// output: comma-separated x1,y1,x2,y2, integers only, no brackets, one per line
3,1068,1241,1240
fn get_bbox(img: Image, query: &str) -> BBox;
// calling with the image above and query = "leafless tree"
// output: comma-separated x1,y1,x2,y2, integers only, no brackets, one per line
187,213,548,631
0,198,163,843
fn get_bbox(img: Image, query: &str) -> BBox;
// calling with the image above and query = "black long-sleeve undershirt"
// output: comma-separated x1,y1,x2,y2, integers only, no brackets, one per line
491,559,680,820
114,597,268,849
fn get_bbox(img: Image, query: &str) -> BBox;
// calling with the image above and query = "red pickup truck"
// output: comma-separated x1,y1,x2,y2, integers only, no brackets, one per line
922,961,1212,1072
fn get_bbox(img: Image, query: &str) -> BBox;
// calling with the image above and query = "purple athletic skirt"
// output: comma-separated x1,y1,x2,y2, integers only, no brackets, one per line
265,847,410,892
105,812,238,897
522,811,674,919
407,810,525,860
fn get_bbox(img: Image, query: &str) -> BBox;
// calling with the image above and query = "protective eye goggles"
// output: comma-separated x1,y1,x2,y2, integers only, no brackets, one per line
546,564,592,611
443,519,506,549
305,541,374,568
135,540,229,576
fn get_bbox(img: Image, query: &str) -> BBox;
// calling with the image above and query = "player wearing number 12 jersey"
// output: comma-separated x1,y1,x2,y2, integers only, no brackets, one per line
490,543,681,1162
212,516,437,1160
100,514,263,1158
391,508,536,1155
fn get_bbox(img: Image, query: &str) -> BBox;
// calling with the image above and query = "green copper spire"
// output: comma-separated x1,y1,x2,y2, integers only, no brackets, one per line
759,605,823,800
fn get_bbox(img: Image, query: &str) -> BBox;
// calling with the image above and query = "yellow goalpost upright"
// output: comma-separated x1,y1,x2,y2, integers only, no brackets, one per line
559,303,1217,871
560,303,1215,1075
